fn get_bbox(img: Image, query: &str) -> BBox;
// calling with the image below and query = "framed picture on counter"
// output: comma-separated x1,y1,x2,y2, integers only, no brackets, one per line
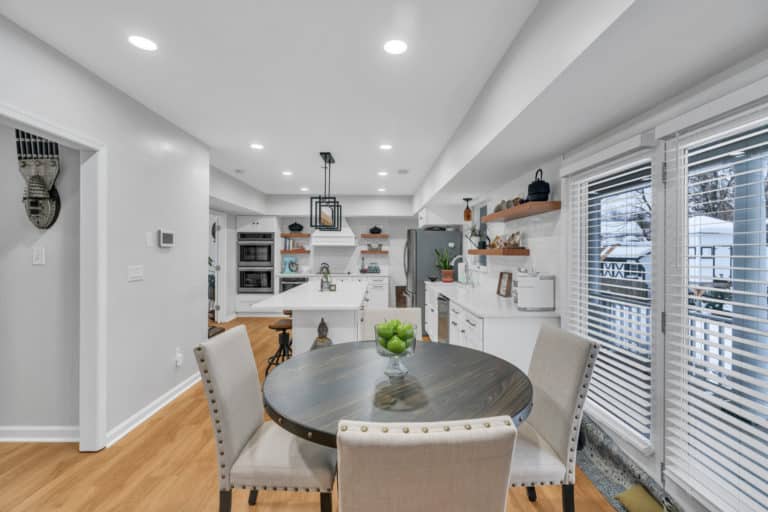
497,271,513,297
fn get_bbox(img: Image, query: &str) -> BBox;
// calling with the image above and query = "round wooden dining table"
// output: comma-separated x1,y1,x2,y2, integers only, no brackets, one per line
263,341,533,448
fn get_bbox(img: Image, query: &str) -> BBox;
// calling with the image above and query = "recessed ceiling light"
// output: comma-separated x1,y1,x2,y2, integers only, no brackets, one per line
300,187,309,192
377,171,388,176
377,188,387,192
282,170,293,176
250,143,264,150
128,35,158,52
383,40,408,55
379,144,393,151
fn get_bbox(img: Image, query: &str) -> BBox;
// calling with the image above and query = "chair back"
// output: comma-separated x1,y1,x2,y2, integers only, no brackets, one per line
194,325,264,489
337,416,517,512
525,325,599,482
361,308,422,340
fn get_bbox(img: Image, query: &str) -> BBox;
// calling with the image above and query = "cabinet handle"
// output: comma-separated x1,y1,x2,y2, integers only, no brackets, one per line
451,321,458,326
460,330,466,334
465,319,477,327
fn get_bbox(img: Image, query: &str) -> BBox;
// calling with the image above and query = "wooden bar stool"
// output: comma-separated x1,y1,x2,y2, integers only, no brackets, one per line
265,317,292,375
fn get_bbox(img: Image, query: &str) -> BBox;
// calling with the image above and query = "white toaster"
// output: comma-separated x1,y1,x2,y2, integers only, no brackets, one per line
515,274,556,311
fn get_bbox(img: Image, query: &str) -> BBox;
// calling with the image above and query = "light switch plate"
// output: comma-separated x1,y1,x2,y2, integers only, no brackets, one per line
32,247,46,265
128,265,144,282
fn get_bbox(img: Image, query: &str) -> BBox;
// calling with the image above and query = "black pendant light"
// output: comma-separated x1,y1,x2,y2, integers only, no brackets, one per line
310,152,342,231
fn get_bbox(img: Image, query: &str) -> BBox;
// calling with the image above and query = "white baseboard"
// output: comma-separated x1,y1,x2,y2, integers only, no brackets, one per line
106,372,200,447
0,425,79,442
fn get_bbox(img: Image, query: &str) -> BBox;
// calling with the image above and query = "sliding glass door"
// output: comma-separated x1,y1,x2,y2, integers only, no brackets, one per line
664,110,768,512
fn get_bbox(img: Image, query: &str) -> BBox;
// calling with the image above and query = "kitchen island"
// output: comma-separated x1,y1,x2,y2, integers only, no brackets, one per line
249,280,367,354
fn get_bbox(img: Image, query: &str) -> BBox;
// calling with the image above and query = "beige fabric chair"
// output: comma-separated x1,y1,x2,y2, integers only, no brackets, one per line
361,307,422,340
337,416,517,512
508,325,600,512
194,325,337,512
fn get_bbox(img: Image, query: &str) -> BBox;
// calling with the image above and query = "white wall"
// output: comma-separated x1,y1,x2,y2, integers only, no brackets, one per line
0,17,210,436
210,166,266,214
464,159,564,308
0,125,80,429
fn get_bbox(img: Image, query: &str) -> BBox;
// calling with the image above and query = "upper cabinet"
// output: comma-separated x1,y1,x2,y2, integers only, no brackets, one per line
236,215,279,232
417,206,463,228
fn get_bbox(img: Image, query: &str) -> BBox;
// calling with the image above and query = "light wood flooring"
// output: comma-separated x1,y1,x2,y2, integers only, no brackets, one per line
0,317,614,512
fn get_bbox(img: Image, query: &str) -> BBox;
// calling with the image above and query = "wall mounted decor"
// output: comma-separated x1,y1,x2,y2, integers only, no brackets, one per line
15,129,61,229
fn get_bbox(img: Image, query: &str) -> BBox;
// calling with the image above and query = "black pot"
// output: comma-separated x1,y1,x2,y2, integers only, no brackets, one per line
288,222,304,232
527,168,550,201
369,226,382,234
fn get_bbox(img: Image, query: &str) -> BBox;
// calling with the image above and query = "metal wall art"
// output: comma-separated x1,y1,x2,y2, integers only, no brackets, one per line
15,129,61,229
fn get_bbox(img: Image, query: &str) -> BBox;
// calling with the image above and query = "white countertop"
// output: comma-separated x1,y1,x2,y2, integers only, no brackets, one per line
425,281,560,319
249,280,367,312
278,273,389,278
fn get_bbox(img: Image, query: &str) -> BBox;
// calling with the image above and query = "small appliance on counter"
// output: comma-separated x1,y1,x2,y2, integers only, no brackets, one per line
514,272,556,311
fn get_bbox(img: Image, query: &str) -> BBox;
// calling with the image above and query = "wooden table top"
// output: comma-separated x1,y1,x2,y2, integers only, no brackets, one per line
263,341,533,448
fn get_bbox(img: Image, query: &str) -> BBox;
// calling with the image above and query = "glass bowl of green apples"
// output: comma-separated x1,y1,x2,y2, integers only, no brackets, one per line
375,319,417,378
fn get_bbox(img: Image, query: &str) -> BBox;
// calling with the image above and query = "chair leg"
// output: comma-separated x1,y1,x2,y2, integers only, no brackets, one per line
320,492,333,512
562,484,575,512
219,490,232,512
526,486,537,502
248,489,258,505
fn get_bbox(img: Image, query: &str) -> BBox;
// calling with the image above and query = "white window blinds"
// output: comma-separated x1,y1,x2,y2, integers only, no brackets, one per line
665,110,768,512
568,159,654,444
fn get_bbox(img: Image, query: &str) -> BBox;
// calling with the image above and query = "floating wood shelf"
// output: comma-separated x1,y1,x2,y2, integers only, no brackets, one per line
468,248,530,256
361,250,389,255
281,232,310,238
281,248,310,255
481,201,561,223
360,233,389,239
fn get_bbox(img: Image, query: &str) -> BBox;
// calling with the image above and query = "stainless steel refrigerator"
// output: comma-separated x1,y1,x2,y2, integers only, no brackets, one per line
404,228,463,324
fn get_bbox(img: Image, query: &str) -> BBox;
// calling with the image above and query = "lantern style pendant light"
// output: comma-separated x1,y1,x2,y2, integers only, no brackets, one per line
463,197,472,222
310,152,342,231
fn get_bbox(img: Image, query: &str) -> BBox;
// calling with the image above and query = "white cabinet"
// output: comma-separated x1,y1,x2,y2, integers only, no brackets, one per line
417,207,462,228
424,286,438,339
462,309,484,351
367,276,389,308
236,215,278,232
449,305,463,345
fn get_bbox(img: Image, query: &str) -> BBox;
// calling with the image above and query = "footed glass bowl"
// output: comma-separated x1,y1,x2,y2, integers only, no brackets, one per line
375,322,417,378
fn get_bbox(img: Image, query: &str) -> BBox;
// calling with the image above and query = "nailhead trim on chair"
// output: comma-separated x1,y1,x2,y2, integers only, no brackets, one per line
508,340,600,489
195,345,231,491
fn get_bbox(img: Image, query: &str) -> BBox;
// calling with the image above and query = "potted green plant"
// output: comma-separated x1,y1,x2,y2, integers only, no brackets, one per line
435,248,454,283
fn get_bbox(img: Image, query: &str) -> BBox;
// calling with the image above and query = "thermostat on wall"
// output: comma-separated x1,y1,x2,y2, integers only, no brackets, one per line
158,229,175,248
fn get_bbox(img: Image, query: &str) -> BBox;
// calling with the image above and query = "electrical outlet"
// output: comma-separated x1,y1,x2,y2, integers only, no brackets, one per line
175,347,183,368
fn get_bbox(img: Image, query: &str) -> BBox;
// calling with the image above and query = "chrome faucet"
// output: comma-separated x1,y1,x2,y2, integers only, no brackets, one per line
320,263,332,291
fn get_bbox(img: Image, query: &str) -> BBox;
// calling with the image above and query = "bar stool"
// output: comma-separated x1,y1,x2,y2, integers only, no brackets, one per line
265,317,292,375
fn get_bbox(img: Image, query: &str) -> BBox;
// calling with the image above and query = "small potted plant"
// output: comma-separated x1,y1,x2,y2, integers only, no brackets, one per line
435,248,454,283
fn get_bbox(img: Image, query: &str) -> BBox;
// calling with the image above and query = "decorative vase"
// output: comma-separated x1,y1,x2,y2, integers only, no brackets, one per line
441,269,454,283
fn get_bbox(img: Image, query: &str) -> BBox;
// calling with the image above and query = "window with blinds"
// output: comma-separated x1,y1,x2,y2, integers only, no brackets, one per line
568,160,654,444
665,113,768,512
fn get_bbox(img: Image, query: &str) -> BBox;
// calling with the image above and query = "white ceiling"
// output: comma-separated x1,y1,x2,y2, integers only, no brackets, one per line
0,0,537,196
434,0,768,203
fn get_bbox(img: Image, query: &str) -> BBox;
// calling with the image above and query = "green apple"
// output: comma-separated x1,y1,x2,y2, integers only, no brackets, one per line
377,336,388,348
396,323,414,340
376,323,394,340
386,336,406,354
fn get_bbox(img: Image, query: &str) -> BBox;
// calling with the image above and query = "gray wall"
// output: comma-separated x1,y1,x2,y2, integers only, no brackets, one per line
0,16,210,436
0,125,80,427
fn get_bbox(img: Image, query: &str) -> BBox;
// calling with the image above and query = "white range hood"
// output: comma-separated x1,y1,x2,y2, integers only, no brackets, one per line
311,218,356,246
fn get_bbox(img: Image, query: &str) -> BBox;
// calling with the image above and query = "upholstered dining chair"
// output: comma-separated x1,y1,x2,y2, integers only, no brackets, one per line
361,307,422,340
507,324,600,512
194,325,337,512
336,416,517,512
